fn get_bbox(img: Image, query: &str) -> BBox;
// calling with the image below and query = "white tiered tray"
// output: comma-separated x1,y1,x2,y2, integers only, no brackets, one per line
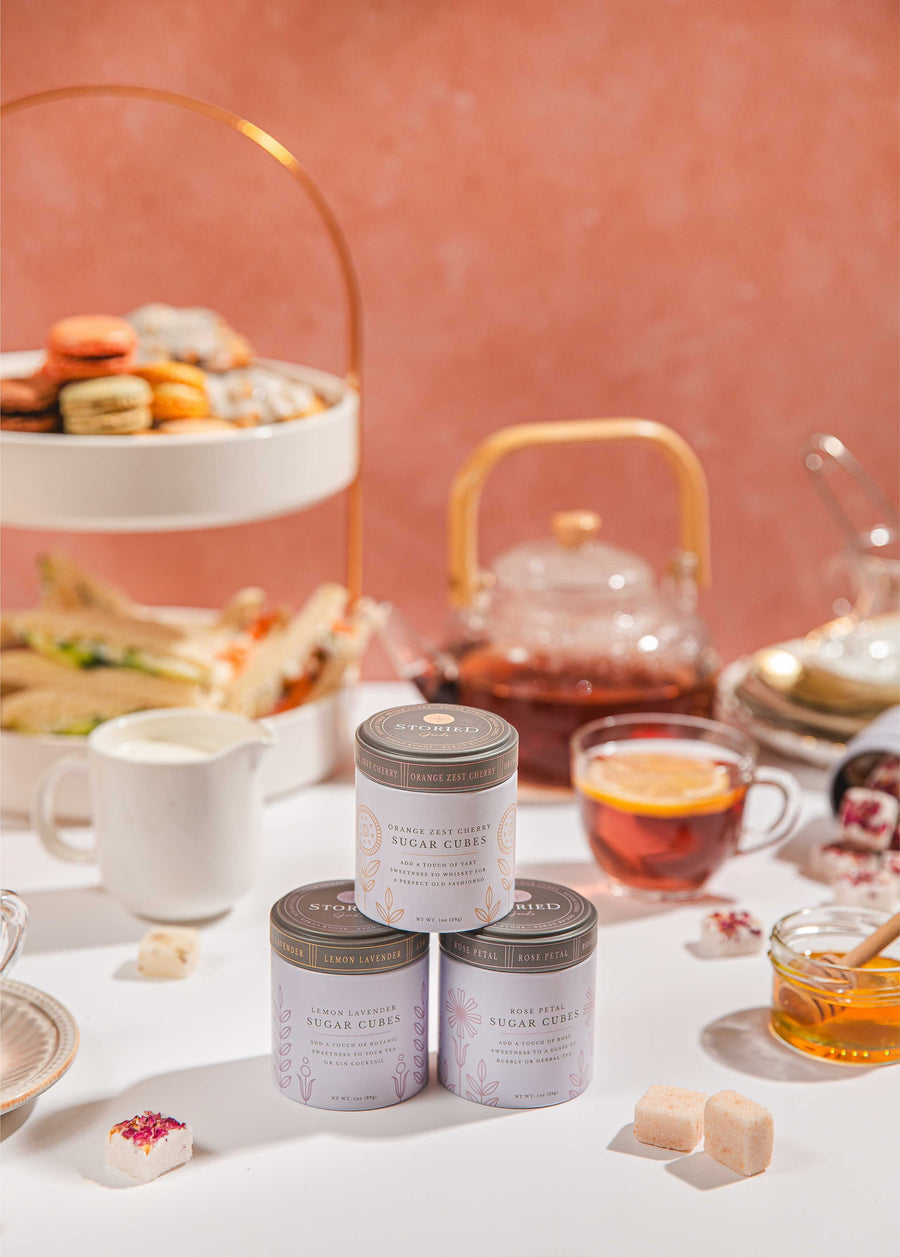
0,351,359,531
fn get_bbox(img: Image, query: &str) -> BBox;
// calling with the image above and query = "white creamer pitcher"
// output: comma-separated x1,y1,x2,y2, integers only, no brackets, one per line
33,709,273,921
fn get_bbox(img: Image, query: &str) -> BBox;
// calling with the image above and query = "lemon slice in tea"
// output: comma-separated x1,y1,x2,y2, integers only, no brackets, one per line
578,751,741,817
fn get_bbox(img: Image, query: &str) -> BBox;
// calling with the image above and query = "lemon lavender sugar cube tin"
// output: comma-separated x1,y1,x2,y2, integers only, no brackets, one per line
270,880,429,1110
355,704,518,933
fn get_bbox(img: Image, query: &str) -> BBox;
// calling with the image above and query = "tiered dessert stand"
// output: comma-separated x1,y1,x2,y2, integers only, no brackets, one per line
0,85,365,816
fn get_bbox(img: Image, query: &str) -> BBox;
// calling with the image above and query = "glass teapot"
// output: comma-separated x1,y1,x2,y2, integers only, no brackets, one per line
381,418,720,788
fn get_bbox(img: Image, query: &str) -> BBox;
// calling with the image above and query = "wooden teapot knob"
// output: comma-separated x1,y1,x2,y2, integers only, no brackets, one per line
551,510,601,548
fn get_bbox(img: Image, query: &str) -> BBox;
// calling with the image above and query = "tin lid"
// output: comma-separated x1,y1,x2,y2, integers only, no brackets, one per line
439,878,598,973
355,703,518,792
270,880,429,974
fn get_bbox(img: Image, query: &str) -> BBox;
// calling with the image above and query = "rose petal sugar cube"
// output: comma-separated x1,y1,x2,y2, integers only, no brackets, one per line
105,1111,192,1182
833,869,898,912
704,1089,773,1176
866,755,900,801
701,910,764,957
839,787,899,852
811,843,881,885
633,1085,707,1152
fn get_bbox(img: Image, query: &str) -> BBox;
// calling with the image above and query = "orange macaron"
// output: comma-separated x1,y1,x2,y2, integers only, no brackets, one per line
45,315,137,383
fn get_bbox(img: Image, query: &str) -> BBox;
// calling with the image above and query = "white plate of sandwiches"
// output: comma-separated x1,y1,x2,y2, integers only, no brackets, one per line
1,555,381,819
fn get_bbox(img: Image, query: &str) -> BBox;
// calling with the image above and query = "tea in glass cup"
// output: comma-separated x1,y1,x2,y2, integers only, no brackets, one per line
571,715,800,900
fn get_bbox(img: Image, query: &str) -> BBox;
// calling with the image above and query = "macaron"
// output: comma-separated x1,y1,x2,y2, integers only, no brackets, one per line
60,375,153,436
1,412,59,433
48,315,137,360
155,417,236,435
1,373,59,414
133,361,208,391
149,382,210,421
45,315,137,383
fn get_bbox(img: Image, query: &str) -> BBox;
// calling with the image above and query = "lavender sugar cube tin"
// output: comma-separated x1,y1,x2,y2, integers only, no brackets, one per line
355,704,518,932
270,880,429,1110
439,879,598,1109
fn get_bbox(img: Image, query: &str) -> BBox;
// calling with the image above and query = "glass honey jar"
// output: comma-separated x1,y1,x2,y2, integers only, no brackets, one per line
769,906,900,1065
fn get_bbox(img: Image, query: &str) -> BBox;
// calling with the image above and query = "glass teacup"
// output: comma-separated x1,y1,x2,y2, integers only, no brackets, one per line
571,714,800,900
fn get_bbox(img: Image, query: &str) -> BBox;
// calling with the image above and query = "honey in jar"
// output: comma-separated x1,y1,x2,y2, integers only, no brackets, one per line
769,907,900,1065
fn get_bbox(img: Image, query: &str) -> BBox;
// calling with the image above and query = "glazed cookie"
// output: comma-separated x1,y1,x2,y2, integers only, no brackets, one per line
60,375,153,436
150,382,210,421
127,303,252,372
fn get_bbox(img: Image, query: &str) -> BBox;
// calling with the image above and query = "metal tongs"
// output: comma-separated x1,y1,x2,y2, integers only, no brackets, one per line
802,433,900,555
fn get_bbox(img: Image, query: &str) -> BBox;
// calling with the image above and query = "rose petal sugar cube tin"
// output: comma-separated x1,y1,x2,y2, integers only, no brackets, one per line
355,704,518,933
439,878,598,1108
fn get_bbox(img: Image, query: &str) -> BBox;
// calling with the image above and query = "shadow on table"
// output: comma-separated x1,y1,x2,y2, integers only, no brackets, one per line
17,1052,518,1188
664,1151,746,1191
700,1006,876,1082
774,814,834,882
19,886,230,954
519,860,732,926
0,1098,36,1142
607,1122,683,1161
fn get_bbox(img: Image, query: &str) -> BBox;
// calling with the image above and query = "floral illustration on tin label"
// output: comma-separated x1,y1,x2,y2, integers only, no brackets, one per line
497,803,516,894
568,1050,590,1100
297,1056,316,1105
273,986,293,1092
356,804,382,914
583,986,595,1046
443,987,482,1094
413,980,428,1086
375,886,404,926
466,1058,500,1107
474,884,503,925
392,1053,410,1101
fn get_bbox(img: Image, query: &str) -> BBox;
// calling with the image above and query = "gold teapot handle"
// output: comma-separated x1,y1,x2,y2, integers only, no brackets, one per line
448,418,711,608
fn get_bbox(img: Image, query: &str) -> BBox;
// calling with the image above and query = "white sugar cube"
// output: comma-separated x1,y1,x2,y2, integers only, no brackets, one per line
704,1089,773,1176
633,1085,707,1152
839,787,898,852
106,1111,192,1182
138,927,199,979
833,869,898,912
810,843,881,884
701,911,764,957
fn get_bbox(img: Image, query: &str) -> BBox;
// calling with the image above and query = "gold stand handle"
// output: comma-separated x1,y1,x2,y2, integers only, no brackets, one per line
448,418,711,608
1,85,364,599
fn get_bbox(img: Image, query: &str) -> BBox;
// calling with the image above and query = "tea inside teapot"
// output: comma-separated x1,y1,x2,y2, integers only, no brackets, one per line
455,646,717,788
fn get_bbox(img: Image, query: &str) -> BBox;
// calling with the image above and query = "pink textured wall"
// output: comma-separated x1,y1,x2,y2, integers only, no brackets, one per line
2,0,897,671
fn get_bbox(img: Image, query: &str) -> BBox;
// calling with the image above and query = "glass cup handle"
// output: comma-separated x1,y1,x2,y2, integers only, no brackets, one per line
32,756,97,864
0,890,29,978
737,766,803,855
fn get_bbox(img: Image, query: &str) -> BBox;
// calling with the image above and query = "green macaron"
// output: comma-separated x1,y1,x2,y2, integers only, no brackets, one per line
60,374,153,419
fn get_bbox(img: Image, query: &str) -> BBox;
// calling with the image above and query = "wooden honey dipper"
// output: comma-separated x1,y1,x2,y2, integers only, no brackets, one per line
777,909,900,1027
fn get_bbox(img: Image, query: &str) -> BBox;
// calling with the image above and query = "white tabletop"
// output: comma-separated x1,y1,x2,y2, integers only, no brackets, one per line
2,682,898,1256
